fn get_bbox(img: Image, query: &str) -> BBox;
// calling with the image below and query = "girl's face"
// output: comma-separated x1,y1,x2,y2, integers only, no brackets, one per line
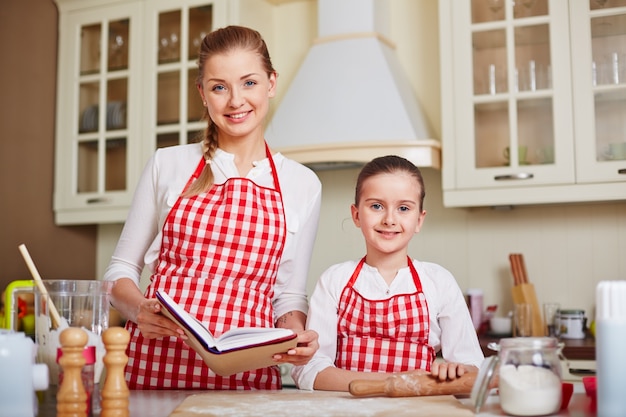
351,171,426,259
197,49,276,142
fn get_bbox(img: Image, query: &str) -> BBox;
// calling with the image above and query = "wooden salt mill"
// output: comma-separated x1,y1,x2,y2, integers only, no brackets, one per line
101,326,131,417
57,327,88,417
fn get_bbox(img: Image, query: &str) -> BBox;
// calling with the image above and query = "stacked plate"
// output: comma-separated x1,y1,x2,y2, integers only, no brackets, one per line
80,101,126,132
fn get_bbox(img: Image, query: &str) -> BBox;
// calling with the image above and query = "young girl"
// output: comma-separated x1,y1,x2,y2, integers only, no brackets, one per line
292,155,483,391
104,26,321,390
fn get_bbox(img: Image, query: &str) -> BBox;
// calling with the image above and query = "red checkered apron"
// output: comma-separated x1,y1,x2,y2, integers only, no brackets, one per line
125,144,286,390
335,256,435,373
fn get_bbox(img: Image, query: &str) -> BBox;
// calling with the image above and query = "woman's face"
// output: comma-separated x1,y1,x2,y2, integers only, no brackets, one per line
197,49,276,142
351,172,426,259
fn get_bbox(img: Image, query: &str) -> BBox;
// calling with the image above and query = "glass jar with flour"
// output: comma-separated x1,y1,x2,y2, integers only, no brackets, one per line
471,337,564,416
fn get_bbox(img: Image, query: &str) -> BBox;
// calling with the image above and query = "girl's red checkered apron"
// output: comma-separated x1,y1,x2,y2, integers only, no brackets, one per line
125,144,286,389
335,256,435,373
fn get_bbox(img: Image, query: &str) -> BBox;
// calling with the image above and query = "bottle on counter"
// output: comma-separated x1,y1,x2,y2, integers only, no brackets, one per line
596,281,626,417
466,288,484,331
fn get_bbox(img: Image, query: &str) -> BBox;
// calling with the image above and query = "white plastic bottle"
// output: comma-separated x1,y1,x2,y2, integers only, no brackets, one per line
596,280,626,417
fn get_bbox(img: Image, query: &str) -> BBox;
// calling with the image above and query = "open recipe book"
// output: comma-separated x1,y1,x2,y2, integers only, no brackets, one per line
155,290,298,376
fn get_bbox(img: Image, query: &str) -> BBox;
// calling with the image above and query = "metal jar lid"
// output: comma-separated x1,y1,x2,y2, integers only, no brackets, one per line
470,337,562,413
558,309,585,316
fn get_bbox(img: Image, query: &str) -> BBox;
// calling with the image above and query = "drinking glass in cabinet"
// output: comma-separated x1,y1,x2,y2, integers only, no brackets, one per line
514,24,551,92
471,0,504,23
158,10,181,64
188,5,213,61
80,24,101,75
108,19,129,71
472,30,508,95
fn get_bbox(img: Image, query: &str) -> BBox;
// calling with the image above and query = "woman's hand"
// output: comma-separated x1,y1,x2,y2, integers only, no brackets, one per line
430,361,478,381
134,298,186,340
109,279,185,340
273,329,319,366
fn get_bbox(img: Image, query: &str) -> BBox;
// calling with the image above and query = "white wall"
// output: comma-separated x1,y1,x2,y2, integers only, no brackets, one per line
97,0,626,323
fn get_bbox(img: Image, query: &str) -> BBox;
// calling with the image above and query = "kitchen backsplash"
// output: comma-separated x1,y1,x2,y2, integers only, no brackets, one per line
97,168,626,324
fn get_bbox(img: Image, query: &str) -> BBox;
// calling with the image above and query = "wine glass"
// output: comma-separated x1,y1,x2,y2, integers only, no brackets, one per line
108,33,125,69
487,0,504,14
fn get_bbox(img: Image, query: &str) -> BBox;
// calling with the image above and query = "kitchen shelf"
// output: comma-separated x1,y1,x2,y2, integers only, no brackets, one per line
479,334,596,361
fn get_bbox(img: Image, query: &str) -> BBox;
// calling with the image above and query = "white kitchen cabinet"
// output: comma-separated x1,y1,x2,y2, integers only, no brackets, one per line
439,0,626,207
53,0,273,224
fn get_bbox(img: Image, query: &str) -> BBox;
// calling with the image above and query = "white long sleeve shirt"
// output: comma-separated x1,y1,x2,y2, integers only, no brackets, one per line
103,143,322,320
292,259,485,390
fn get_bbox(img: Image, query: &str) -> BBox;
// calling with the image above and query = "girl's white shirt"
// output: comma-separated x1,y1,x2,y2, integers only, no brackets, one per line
292,259,485,390
103,142,322,320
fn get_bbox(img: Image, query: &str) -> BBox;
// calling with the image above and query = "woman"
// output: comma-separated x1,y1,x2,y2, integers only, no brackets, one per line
104,25,321,390
293,155,483,391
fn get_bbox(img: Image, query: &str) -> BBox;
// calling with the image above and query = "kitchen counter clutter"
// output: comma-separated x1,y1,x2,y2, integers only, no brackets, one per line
36,383,596,417
479,334,596,361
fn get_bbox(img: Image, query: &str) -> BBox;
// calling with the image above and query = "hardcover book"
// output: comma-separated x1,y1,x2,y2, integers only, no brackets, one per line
156,290,298,376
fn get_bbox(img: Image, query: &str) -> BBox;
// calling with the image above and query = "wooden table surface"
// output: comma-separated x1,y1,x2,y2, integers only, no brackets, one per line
36,382,596,417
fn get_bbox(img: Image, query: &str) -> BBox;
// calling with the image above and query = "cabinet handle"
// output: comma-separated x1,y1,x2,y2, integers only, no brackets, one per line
86,198,111,204
494,173,534,181
618,169,626,175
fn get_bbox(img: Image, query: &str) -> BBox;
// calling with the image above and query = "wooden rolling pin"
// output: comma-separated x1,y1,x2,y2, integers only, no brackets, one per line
349,371,477,398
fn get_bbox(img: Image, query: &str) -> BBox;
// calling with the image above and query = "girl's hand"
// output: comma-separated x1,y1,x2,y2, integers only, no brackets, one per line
272,329,319,366
135,298,186,340
430,361,477,381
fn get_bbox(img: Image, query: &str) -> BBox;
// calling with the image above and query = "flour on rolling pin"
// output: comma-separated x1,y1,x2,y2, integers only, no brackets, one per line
349,371,478,398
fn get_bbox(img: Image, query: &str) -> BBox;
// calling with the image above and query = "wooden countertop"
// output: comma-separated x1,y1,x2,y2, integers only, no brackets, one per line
37,383,596,417
479,334,596,361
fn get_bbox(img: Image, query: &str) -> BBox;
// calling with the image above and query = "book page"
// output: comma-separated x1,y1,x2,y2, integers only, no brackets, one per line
215,327,295,351
156,290,295,352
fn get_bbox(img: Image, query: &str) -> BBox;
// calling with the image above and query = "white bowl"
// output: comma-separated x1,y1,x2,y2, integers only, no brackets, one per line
489,317,512,335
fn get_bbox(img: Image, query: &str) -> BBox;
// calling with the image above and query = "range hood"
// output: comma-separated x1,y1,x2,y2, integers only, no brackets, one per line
266,0,440,170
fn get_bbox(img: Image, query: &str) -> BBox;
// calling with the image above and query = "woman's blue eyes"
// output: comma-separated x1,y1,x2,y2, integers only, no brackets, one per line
211,80,256,91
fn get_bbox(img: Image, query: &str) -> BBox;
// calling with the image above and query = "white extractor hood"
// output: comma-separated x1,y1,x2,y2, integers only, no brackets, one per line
266,0,440,170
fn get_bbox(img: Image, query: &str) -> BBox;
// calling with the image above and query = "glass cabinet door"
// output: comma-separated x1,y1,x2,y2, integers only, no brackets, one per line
77,17,133,197
77,20,129,195
572,0,626,183
148,2,214,153
454,0,574,189
54,3,142,224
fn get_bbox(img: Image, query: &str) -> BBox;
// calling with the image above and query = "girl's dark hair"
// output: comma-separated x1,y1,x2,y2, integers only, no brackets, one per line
185,25,275,196
354,155,426,209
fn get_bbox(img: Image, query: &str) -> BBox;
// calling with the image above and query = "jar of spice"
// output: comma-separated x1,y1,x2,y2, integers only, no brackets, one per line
471,337,564,416
556,309,586,339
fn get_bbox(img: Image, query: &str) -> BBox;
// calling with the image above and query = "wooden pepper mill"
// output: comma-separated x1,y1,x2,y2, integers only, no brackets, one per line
100,326,131,417
57,327,88,417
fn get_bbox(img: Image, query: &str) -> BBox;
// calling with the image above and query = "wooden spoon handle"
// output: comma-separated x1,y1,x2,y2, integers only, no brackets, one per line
348,379,388,397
